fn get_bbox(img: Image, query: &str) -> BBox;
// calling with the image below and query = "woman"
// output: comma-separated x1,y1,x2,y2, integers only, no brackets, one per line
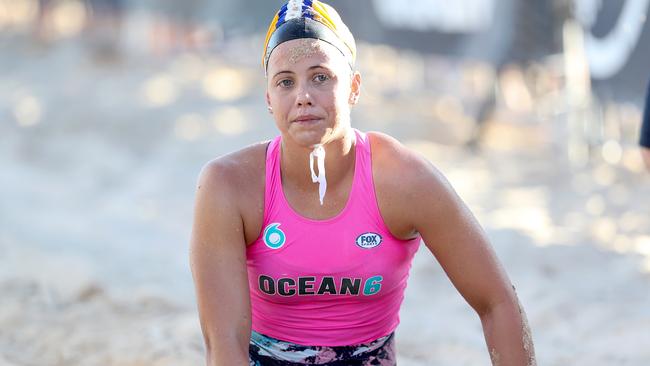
190,1,536,365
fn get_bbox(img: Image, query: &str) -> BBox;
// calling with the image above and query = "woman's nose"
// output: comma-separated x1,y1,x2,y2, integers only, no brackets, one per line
295,86,313,106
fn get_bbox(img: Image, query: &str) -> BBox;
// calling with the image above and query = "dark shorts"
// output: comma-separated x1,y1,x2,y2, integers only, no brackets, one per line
249,330,396,366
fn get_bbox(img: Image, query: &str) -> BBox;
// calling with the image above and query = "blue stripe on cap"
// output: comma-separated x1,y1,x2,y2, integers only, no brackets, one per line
302,0,314,19
277,4,289,28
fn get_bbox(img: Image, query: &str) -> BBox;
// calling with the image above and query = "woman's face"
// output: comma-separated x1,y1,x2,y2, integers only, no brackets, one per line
266,38,360,148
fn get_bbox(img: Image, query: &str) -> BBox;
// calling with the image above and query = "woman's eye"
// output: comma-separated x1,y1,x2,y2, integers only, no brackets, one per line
278,79,294,88
313,74,330,83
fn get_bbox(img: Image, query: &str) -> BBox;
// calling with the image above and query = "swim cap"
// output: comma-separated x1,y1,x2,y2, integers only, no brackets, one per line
262,0,356,72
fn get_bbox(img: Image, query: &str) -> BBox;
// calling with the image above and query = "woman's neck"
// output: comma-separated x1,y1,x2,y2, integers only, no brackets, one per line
280,128,356,189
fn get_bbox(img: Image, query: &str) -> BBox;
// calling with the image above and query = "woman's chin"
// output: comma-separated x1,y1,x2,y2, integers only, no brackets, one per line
288,126,330,147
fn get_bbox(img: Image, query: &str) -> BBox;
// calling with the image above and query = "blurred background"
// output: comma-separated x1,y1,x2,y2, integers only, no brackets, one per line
1,0,649,365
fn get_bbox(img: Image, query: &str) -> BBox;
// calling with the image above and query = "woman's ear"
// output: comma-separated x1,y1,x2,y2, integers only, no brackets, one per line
348,71,361,105
266,92,273,113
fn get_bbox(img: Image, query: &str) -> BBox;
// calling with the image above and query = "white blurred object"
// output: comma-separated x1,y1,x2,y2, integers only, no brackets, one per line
575,0,650,79
372,0,494,32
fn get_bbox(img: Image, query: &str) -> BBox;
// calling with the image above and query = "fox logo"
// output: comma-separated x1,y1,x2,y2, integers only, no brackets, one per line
355,232,382,249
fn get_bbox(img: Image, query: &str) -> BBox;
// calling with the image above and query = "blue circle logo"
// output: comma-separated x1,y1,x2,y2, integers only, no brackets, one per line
355,232,382,249
263,223,286,249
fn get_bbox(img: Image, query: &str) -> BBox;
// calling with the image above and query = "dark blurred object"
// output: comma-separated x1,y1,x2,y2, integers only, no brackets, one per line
84,0,125,63
32,0,55,44
575,0,650,102
641,79,650,170
149,0,211,55
329,0,560,67
329,0,649,147
325,1,562,148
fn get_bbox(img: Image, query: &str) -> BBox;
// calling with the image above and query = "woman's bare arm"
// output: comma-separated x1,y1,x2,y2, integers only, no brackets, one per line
190,159,252,366
371,133,536,365
407,160,535,365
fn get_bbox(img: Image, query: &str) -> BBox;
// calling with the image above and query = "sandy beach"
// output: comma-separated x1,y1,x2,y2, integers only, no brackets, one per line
1,14,650,365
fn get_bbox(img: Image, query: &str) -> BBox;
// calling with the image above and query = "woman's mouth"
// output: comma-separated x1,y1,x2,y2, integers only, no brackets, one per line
293,115,322,123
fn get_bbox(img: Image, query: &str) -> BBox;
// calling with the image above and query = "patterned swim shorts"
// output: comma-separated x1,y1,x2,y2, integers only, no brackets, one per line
249,330,396,365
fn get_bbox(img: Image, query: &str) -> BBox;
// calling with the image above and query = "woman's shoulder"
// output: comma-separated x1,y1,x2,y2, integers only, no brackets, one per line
365,131,456,237
366,131,444,186
197,141,270,200
195,141,270,245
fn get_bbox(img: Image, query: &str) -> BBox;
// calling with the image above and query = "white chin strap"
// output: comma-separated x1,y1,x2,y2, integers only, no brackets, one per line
309,145,327,205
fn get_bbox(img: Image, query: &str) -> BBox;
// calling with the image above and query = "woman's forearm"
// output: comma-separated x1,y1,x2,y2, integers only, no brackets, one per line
479,296,536,366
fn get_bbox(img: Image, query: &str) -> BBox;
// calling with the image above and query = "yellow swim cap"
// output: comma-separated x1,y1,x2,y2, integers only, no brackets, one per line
262,0,356,72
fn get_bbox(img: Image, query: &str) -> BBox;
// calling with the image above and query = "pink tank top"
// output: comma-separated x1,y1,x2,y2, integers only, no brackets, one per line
246,129,421,346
